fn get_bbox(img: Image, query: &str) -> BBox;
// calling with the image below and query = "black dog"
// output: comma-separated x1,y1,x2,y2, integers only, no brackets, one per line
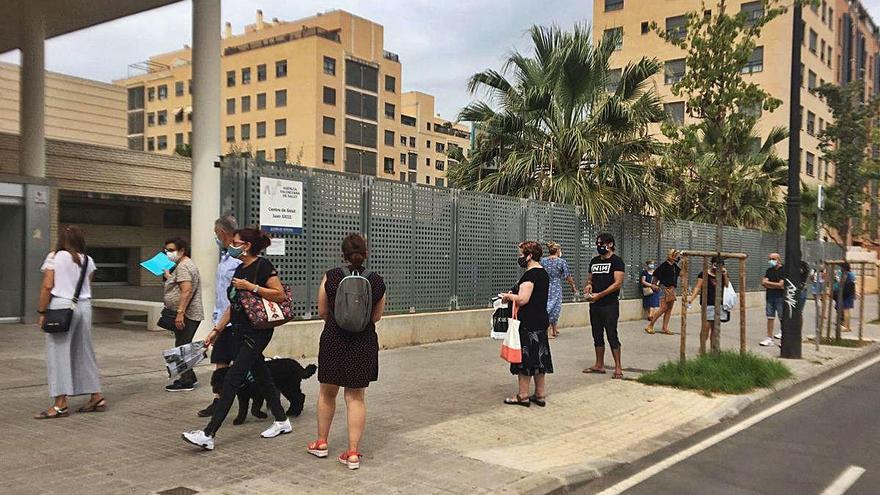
210,358,317,425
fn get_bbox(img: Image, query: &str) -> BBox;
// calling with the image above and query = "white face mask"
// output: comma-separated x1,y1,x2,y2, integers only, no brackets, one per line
166,250,179,262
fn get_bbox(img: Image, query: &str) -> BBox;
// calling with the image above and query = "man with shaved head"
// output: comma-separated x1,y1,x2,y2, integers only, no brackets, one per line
760,252,785,347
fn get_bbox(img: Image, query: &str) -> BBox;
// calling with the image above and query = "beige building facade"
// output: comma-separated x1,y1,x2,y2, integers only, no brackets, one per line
117,9,470,187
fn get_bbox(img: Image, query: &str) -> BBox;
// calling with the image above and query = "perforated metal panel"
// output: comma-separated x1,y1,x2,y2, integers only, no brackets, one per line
412,185,454,312
491,195,524,298
548,203,580,299
369,180,415,314
456,191,493,309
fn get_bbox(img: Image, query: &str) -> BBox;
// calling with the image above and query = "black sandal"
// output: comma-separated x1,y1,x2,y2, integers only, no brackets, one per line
34,406,69,420
77,398,107,413
503,395,531,407
529,395,546,407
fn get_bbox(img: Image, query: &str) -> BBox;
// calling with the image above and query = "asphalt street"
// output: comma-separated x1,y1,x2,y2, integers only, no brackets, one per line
587,356,880,495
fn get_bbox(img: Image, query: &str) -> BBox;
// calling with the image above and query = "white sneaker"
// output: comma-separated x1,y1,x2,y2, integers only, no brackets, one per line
182,430,214,450
773,332,782,340
261,419,292,438
759,337,774,347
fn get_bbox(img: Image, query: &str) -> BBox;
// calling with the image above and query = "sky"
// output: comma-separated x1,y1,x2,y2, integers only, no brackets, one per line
0,0,591,120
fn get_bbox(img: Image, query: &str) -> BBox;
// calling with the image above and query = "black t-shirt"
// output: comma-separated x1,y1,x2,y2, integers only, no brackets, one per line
589,254,625,306
696,271,719,306
655,260,681,287
765,266,784,299
228,257,279,325
514,267,550,330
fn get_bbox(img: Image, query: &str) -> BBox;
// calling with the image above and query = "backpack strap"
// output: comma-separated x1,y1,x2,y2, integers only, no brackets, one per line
340,266,352,278
71,254,89,305
359,270,372,280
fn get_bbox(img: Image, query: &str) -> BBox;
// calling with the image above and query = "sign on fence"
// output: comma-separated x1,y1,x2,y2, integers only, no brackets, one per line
259,176,303,235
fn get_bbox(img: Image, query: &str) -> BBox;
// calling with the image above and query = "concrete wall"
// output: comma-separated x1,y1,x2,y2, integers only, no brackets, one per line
263,290,771,358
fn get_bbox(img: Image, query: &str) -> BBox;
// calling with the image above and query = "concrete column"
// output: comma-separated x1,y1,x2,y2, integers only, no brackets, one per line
191,0,221,339
19,2,46,178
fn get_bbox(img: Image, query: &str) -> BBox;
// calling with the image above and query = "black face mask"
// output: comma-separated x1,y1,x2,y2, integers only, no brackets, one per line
517,256,529,268
597,245,609,255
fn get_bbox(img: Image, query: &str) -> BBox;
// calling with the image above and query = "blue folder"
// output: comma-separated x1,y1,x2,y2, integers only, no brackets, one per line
140,252,176,276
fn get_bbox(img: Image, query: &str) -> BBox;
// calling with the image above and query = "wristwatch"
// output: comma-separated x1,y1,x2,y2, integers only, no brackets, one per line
252,285,260,294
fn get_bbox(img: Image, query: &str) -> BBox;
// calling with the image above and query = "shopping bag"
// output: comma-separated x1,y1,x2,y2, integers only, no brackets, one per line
500,302,522,364
722,281,738,311
490,296,512,340
163,341,207,379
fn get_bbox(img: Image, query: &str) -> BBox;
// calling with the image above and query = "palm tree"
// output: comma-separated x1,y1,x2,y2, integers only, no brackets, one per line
456,24,668,224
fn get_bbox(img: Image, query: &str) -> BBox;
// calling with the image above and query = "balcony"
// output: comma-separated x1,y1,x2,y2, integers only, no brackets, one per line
383,50,400,63
224,27,341,56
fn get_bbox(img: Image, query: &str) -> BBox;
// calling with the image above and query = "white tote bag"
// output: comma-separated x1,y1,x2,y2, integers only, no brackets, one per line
722,281,738,311
500,302,522,364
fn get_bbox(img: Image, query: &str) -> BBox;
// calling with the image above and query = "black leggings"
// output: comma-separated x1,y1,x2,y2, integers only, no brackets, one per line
174,317,201,386
204,327,286,436
590,304,621,350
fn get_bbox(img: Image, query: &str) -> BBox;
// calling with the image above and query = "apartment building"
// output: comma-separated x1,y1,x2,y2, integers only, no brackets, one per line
593,0,880,189
116,9,470,187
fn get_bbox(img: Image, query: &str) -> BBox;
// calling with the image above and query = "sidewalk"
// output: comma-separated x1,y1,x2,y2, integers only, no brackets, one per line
0,297,877,495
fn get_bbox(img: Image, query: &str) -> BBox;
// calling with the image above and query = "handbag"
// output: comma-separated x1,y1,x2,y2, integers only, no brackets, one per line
642,286,654,297
500,302,522,364
157,308,179,331
42,254,88,334
237,258,294,329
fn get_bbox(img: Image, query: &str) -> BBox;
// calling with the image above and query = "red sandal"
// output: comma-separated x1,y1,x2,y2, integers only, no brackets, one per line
307,439,328,458
338,451,362,470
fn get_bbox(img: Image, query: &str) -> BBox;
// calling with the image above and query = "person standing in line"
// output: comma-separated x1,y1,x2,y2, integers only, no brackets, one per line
501,241,553,407
645,249,682,335
541,242,578,339
162,237,204,392
834,262,856,332
198,215,242,417
583,233,626,379
182,228,291,451
308,234,386,470
640,259,661,323
34,225,106,418
687,256,729,352
760,252,785,347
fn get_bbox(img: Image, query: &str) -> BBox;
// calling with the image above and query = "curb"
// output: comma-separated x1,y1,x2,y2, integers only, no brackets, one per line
505,340,880,495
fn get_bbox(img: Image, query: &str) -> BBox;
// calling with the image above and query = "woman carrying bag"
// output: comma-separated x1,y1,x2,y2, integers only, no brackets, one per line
161,237,204,392
35,225,106,419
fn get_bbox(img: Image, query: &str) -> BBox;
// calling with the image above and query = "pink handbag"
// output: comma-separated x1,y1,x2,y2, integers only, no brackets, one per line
237,259,294,329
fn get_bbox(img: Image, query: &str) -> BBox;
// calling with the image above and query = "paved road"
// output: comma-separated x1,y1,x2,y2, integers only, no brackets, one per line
586,357,880,495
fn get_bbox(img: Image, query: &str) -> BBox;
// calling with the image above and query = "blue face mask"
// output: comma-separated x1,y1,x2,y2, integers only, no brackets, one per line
648,264,656,270
768,259,778,268
227,245,245,258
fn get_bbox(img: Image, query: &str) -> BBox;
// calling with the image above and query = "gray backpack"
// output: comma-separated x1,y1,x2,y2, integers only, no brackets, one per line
334,267,373,333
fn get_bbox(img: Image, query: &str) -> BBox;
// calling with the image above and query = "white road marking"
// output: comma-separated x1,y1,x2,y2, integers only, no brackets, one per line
596,353,880,495
820,466,866,495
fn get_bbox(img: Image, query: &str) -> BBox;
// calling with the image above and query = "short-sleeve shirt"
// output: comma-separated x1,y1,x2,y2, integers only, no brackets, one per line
654,260,681,287
41,251,96,300
227,257,278,326
765,266,784,299
696,271,719,306
514,267,550,330
163,257,204,321
589,254,626,306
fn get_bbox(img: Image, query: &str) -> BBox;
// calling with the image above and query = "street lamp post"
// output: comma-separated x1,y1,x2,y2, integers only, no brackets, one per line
781,2,804,359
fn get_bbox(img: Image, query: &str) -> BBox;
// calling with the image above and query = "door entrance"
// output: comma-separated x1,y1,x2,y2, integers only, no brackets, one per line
0,202,24,321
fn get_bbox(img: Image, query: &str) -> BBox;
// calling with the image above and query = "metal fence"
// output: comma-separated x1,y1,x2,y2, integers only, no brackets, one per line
221,159,845,319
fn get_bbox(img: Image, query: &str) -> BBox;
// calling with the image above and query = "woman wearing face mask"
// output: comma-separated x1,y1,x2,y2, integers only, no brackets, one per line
182,228,291,451
687,256,729,353
541,242,578,339
645,250,682,335
501,241,552,407
640,260,661,323
161,237,204,392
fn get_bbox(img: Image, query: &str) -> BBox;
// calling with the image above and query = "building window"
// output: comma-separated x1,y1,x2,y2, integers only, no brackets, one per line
275,89,287,107
345,119,378,148
127,86,145,110
242,67,251,85
820,39,826,62
147,87,155,101
665,16,687,41
408,153,417,170
604,0,623,12
606,68,622,92
255,150,266,161
400,136,407,146
806,152,815,176
147,137,155,151
188,79,192,94
226,70,235,87
275,119,287,137
641,21,649,34
409,136,416,147
175,81,184,97
827,47,832,68
157,135,167,150
741,1,763,26
324,56,336,76
385,75,396,93
175,133,184,147
256,121,266,138
808,70,817,90
323,146,335,164
385,103,395,119
436,142,445,153
241,95,251,113
806,111,816,135
741,47,763,74
427,122,432,131
345,90,378,120
426,157,431,167
828,8,833,29
87,247,130,285
344,147,378,175
800,63,805,86
174,108,184,123
128,136,144,151
323,116,336,135
275,148,287,163
665,59,685,85
157,110,168,126
323,86,337,105
664,102,685,124
408,171,417,183
384,157,395,173
226,98,236,115
226,126,235,142
436,160,445,171
385,130,395,146
603,27,623,50
400,152,407,164
426,140,431,149
809,29,818,54
147,112,155,127
128,112,144,134
157,84,168,100
241,123,251,141
436,178,445,188
276,60,287,78
257,92,267,110
345,59,379,92
401,114,417,127
257,64,267,82
425,176,431,185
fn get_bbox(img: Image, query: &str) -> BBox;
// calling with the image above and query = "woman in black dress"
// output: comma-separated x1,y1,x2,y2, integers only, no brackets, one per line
308,234,386,470
501,241,553,407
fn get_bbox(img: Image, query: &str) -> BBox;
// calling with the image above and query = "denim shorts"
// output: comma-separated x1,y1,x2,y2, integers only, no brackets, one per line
766,296,784,319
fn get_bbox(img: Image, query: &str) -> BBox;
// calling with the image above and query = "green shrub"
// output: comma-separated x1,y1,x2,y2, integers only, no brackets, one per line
637,351,792,394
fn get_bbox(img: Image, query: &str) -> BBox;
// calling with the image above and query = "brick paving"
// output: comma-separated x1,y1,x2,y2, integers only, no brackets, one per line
0,296,876,495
